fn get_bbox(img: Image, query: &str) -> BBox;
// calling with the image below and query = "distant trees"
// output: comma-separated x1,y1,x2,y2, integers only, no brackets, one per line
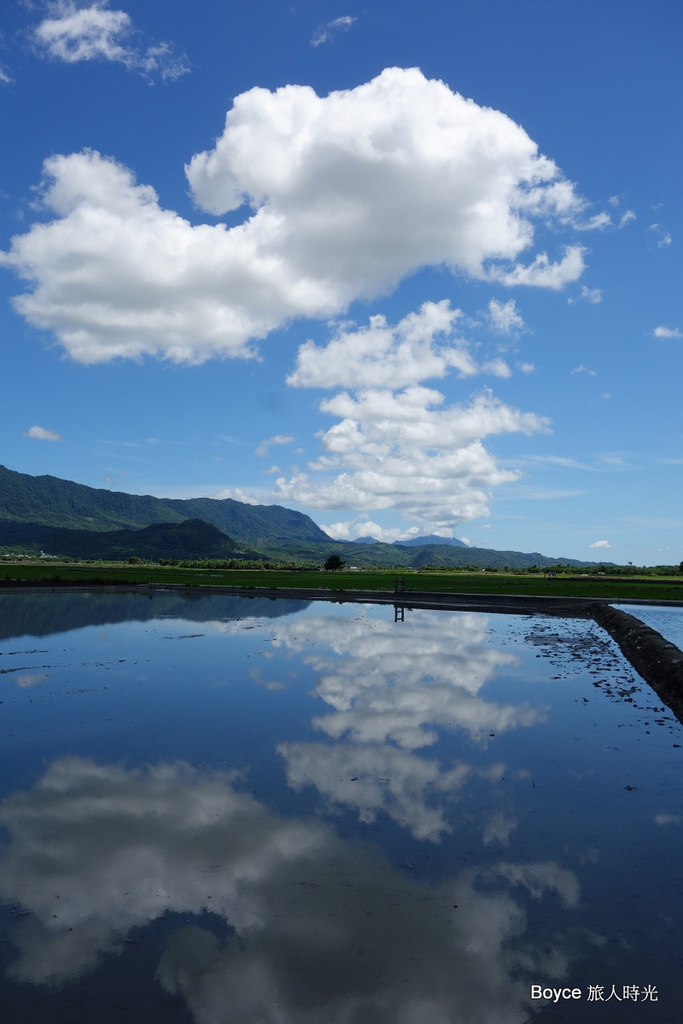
324,554,346,571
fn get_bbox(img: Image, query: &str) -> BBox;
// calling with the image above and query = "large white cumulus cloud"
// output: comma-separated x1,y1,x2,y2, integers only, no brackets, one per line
1,151,295,364
276,300,550,527
274,384,549,524
186,66,585,288
1,67,586,365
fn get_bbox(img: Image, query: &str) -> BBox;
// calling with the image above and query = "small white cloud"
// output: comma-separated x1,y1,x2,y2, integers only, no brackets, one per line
320,517,407,542
23,424,62,441
378,525,425,543
210,486,260,504
319,519,353,540
596,452,634,470
653,326,683,340
491,247,586,290
359,520,407,543
570,364,597,376
255,434,295,458
33,1,189,82
311,15,356,47
523,454,592,470
577,212,611,230
589,540,611,549
649,223,672,248
0,64,12,85
100,437,159,448
600,392,612,400
606,197,636,228
516,361,535,374
481,358,512,378
512,486,587,500
568,285,602,305
486,298,525,334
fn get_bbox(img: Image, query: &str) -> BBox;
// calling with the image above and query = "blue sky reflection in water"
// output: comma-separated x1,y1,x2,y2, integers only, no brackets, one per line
0,591,681,1023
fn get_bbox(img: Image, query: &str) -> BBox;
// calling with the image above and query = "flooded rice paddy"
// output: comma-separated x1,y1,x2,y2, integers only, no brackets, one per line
0,590,682,1023
614,603,683,651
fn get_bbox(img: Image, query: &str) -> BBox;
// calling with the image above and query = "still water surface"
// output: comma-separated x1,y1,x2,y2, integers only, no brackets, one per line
614,603,683,650
0,590,681,1023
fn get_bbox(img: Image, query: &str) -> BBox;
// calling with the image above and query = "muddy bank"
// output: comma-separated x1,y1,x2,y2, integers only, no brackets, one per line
590,601,683,722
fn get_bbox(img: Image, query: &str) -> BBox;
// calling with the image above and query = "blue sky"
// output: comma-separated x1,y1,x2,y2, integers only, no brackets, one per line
0,0,681,564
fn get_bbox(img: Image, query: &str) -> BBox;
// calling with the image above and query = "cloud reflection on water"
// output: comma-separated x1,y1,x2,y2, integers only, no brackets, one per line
263,608,548,840
0,756,580,1023
270,608,546,745
279,741,503,841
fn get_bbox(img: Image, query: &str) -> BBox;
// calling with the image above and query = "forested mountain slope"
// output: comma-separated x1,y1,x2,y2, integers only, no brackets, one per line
0,465,330,543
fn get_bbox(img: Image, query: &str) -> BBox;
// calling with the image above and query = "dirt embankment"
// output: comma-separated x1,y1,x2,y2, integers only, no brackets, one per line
589,602,683,722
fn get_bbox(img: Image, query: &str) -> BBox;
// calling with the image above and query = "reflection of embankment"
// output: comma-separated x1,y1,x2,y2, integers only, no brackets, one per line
190,585,597,618
0,756,581,1024
0,591,310,641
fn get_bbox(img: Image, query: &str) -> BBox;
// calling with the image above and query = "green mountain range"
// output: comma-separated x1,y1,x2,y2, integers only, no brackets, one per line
0,464,329,542
0,464,611,569
0,518,264,562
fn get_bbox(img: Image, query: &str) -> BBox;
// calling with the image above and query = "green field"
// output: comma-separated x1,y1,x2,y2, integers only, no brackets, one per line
2,561,683,602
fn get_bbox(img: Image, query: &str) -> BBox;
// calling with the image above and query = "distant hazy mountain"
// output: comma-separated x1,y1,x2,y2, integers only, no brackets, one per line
0,465,330,544
355,534,468,548
394,534,468,548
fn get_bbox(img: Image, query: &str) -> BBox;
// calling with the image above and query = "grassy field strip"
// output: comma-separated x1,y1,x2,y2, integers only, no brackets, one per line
1,563,683,602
